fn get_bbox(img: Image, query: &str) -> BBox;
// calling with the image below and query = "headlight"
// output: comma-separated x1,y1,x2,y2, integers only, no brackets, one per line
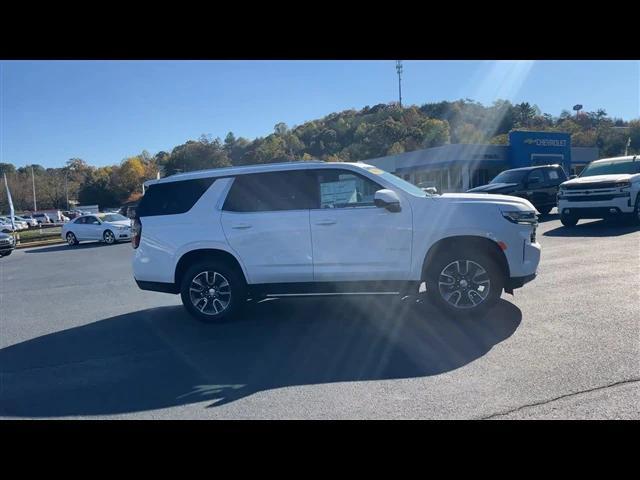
615,181,630,188
502,210,538,225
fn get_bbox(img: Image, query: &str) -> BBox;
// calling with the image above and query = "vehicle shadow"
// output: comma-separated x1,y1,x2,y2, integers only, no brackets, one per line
544,218,638,237
537,212,559,223
23,242,113,253
0,297,521,418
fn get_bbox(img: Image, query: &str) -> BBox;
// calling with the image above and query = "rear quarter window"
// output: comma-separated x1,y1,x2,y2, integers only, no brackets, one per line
137,178,216,217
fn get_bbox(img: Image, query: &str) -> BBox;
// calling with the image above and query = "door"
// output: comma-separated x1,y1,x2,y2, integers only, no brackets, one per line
544,168,564,205
72,216,90,240
309,168,413,281
220,171,315,284
84,215,103,240
522,169,546,208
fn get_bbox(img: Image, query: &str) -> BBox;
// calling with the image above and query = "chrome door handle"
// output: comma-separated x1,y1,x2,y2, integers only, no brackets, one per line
315,219,337,226
231,223,252,229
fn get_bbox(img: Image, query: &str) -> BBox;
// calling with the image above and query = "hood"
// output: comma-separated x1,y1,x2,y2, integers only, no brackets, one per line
562,173,639,186
104,220,131,228
438,192,536,211
467,182,519,193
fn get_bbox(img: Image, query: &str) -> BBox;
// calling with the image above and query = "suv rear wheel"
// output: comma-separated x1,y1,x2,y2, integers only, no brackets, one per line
180,261,247,323
424,250,503,318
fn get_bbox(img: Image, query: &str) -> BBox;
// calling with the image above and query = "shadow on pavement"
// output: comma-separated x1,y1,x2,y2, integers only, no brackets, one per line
544,218,638,237
0,296,521,417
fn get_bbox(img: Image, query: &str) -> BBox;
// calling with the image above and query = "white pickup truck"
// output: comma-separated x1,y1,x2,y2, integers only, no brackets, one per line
558,155,640,226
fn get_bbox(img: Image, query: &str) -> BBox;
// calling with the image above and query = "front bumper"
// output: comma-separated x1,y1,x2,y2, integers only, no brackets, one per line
558,195,634,218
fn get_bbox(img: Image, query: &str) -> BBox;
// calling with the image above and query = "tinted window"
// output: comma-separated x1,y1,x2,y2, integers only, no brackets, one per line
527,170,544,185
74,217,87,224
86,216,100,225
223,171,316,212
491,170,527,184
137,178,216,217
314,169,382,208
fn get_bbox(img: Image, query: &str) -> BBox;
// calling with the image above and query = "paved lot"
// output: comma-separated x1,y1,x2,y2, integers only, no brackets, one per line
1,214,638,419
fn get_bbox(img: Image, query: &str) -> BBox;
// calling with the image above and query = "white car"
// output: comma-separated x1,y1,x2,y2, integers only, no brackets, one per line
0,217,28,230
558,155,640,227
132,161,541,322
61,213,132,246
15,215,38,228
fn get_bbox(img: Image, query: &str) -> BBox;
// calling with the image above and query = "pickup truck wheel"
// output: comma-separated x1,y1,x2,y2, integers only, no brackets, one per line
537,206,552,216
180,261,247,323
425,251,503,318
560,214,578,227
634,194,640,226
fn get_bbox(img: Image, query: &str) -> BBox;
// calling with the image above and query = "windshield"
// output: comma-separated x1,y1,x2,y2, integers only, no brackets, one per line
99,213,129,222
491,170,527,184
361,166,427,197
580,159,640,177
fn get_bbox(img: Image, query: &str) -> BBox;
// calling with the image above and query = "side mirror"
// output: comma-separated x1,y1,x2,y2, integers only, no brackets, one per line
374,189,401,212
422,187,438,195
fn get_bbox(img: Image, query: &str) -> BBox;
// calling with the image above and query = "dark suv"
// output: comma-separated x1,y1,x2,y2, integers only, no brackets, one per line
467,165,568,215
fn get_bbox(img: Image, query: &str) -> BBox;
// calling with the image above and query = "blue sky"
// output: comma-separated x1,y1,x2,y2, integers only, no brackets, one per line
1,60,638,168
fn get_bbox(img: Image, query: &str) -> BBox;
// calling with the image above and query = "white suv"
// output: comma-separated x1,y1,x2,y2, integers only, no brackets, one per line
132,161,540,322
558,155,640,227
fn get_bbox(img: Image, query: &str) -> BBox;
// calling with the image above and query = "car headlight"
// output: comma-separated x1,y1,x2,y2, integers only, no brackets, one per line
502,210,538,225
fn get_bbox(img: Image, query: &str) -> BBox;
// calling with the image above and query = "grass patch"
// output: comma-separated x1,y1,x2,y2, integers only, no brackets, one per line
16,227,62,243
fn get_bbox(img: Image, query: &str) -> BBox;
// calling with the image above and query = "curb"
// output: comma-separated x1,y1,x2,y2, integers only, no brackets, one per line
16,238,66,249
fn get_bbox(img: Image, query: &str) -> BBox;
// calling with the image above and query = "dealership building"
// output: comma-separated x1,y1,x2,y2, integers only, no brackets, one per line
365,131,599,193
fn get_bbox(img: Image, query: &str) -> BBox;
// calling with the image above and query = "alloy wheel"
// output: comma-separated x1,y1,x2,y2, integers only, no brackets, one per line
188,271,232,316
438,259,491,309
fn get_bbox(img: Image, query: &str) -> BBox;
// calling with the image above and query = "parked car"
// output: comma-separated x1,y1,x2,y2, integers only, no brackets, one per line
132,161,540,322
0,217,28,230
0,221,16,233
467,165,568,216
558,155,640,227
14,215,38,227
0,231,15,257
61,213,132,246
32,213,52,224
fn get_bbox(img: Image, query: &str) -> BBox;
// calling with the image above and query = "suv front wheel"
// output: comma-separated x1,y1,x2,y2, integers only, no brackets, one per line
424,250,504,318
180,261,247,323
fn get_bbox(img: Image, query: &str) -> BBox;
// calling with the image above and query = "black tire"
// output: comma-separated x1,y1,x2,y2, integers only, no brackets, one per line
537,206,552,216
180,260,247,323
633,193,640,226
66,232,78,246
103,229,116,245
560,214,578,227
0,250,12,257
424,249,504,318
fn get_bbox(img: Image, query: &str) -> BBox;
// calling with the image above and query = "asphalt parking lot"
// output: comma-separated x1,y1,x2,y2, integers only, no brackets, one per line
1,213,638,419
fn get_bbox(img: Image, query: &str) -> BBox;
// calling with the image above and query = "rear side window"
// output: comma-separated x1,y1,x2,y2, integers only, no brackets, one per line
137,178,216,217
223,171,316,212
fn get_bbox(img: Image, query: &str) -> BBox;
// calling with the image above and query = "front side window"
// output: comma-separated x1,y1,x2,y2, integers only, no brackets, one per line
223,171,316,212
527,169,544,185
86,216,100,225
314,169,382,209
74,217,87,224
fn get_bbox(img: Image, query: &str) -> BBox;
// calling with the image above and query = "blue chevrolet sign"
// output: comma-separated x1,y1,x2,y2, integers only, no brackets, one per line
509,131,572,174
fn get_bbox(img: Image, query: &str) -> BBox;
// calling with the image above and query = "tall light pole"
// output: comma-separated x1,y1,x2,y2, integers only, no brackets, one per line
396,60,403,107
31,166,37,212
